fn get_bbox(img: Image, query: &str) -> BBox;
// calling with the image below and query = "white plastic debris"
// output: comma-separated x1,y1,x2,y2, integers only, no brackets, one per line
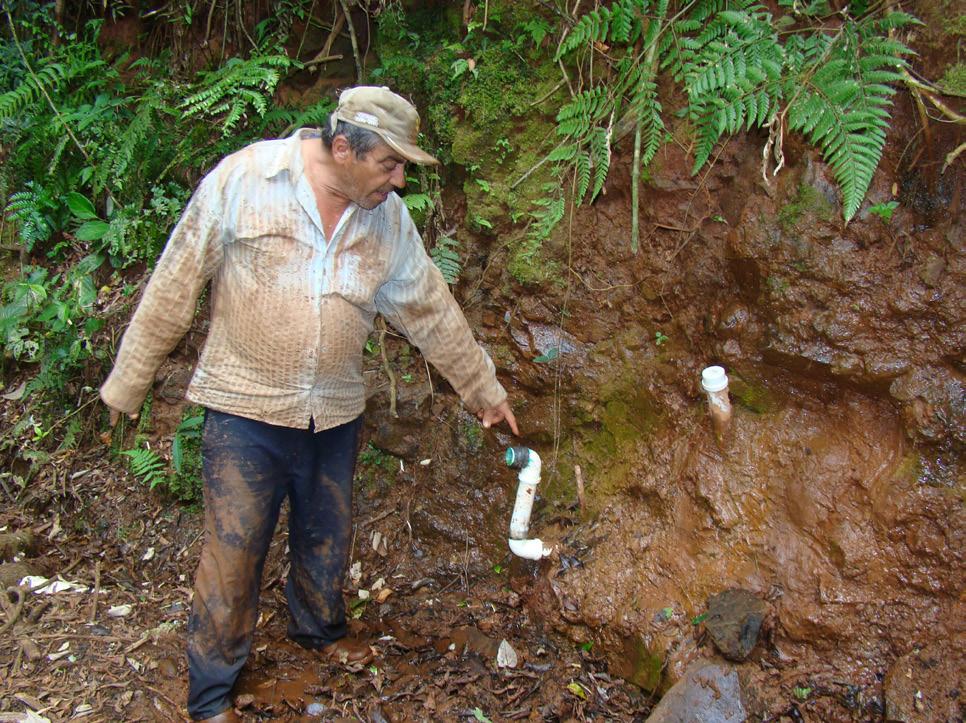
141,547,155,562
48,642,71,661
419,458,431,466
107,604,134,618
497,639,518,668
21,576,90,594
358,589,371,600
349,561,362,586
305,702,325,717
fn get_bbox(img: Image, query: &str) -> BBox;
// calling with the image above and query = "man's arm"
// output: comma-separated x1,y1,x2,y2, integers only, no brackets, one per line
375,208,517,435
100,175,224,417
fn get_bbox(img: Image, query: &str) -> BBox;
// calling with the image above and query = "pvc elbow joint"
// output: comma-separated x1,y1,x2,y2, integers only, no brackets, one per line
505,447,552,560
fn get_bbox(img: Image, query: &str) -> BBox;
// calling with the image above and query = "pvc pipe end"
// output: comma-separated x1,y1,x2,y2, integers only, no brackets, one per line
505,446,530,469
701,365,729,393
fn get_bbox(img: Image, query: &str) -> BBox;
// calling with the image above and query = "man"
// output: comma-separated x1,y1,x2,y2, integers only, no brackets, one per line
101,86,518,723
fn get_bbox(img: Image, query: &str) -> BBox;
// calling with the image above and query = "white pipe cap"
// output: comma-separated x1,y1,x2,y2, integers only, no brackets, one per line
701,365,729,393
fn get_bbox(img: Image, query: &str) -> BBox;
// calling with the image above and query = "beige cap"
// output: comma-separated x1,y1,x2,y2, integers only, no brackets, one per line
330,86,438,165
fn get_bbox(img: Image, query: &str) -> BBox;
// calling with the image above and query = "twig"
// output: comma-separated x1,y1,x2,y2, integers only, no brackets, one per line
631,120,642,253
574,465,584,513
236,0,257,50
88,561,101,623
942,142,965,173
296,0,319,60
145,685,183,717
203,0,217,46
337,0,364,84
527,79,566,109
378,318,398,418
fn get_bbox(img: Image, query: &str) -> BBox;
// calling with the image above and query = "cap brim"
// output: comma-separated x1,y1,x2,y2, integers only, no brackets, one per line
382,133,439,165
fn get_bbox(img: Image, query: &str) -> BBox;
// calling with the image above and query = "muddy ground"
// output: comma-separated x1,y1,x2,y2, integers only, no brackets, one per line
1,3,964,721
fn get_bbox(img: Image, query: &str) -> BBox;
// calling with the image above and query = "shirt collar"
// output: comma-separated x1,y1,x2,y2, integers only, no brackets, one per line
264,127,320,180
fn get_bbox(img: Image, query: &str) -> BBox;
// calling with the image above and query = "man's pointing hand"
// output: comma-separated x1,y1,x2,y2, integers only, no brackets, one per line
478,400,519,436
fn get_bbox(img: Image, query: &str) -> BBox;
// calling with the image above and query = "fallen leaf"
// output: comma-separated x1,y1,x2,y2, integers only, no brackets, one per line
2,381,27,401
567,681,587,700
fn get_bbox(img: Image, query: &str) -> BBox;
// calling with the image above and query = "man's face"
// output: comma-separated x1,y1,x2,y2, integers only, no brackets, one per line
342,141,407,210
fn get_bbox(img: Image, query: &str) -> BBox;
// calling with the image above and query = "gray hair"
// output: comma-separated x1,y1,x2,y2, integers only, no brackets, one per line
320,117,382,158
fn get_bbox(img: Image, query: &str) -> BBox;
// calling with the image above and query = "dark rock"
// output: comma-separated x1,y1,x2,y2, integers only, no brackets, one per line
704,589,769,662
646,661,746,722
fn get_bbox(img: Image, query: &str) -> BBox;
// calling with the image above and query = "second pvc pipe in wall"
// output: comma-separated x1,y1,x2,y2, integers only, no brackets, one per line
701,365,733,435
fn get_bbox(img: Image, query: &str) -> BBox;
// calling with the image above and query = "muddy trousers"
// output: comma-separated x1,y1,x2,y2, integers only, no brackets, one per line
186,410,361,720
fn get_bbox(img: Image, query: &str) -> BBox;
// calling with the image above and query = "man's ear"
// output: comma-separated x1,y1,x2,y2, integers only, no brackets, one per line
331,135,352,164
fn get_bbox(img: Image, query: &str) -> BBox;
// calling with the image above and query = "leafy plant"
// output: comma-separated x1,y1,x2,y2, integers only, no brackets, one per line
180,54,295,136
429,236,462,285
119,446,168,490
546,0,918,256
867,200,899,222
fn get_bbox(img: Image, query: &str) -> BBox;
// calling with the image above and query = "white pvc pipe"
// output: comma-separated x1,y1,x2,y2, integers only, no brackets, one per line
506,448,552,560
701,365,733,434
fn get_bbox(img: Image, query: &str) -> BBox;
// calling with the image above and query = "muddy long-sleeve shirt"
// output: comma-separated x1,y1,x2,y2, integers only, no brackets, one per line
100,129,506,430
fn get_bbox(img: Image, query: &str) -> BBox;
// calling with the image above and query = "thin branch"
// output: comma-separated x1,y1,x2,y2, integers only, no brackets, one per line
337,0,364,84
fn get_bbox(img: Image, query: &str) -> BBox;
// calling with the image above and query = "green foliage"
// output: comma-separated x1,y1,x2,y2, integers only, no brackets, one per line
430,236,463,285
120,447,168,490
867,200,898,223
180,54,295,136
119,406,204,503
550,0,917,233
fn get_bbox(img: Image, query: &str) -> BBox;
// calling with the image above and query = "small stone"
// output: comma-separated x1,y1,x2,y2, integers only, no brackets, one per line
704,588,769,662
646,662,746,722
234,694,254,709
306,702,325,717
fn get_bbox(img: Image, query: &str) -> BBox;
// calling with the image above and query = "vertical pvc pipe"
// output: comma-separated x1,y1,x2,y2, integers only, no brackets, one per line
701,366,733,436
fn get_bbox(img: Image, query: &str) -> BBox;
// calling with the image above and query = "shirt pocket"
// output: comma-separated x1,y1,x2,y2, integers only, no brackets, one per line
328,233,392,310
233,218,314,288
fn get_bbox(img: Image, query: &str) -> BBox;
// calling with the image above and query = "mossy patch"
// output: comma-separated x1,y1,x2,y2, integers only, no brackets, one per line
577,377,663,501
939,62,966,96
620,636,665,691
729,373,779,414
778,183,835,230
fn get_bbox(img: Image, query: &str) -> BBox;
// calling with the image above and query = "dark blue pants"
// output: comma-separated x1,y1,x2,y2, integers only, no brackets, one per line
186,410,361,720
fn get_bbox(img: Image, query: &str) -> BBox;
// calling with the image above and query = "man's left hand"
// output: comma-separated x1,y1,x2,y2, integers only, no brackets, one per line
478,400,519,436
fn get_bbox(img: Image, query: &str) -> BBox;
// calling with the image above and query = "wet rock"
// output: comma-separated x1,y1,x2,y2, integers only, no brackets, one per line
883,641,965,722
704,589,769,662
0,530,35,561
646,661,746,722
890,366,966,445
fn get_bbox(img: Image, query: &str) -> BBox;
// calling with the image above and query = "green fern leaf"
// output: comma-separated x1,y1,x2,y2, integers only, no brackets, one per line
574,151,592,203
430,236,462,285
589,127,611,201
120,448,168,490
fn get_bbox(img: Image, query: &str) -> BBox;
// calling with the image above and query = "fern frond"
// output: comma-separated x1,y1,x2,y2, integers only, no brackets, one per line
589,127,611,201
557,6,614,59
120,447,168,490
181,55,293,136
784,18,911,220
430,236,462,285
556,86,614,139
574,151,592,202
0,59,104,121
